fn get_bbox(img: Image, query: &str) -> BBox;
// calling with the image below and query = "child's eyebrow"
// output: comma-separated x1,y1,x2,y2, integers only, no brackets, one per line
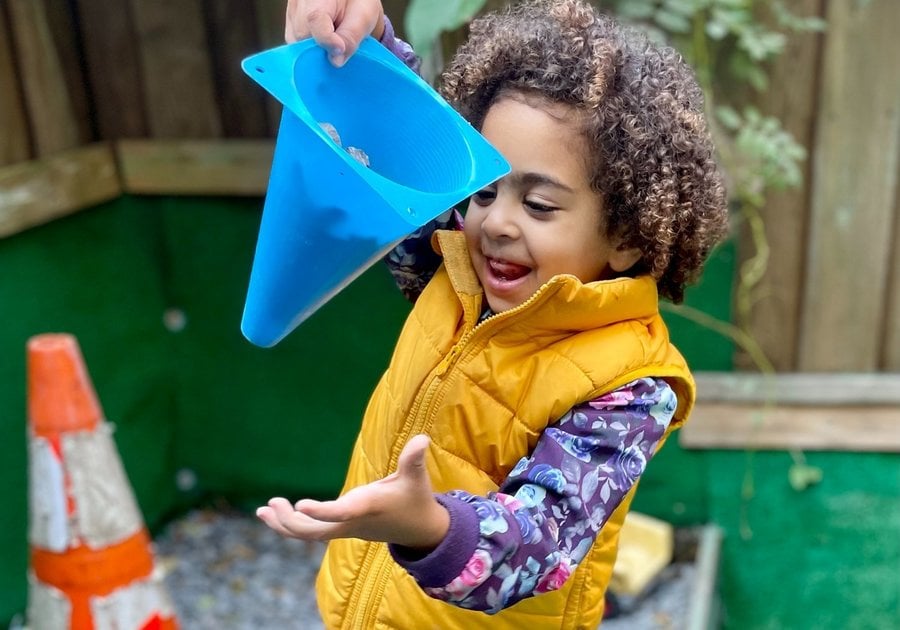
507,171,575,193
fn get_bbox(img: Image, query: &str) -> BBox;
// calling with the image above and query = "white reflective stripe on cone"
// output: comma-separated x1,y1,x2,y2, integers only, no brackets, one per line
64,423,143,548
28,436,70,552
27,573,71,630
90,568,177,630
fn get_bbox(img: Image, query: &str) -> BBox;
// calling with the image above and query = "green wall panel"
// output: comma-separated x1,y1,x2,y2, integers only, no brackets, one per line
151,196,412,506
0,198,180,623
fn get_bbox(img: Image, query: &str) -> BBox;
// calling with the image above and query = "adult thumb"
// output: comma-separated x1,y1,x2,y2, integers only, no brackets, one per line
397,434,431,481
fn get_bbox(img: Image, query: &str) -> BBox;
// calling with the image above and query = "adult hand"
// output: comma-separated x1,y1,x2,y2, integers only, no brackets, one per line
285,0,385,67
257,435,450,550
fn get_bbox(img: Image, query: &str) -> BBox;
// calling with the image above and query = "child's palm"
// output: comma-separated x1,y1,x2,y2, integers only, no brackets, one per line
257,435,449,550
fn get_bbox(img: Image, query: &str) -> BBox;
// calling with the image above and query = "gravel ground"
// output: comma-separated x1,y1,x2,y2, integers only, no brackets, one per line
155,509,696,629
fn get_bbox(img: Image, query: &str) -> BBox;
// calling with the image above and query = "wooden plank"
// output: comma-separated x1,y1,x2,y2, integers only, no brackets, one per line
253,0,286,51
0,5,30,165
73,0,148,139
885,170,900,369
129,0,222,138
0,144,121,238
6,0,81,155
117,139,273,196
203,0,269,137
680,403,900,452
253,0,287,136
694,372,900,406
798,0,900,370
737,0,823,371
685,525,723,630
40,0,93,143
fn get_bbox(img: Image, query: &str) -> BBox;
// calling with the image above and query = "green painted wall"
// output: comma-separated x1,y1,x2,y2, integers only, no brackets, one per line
2,197,897,628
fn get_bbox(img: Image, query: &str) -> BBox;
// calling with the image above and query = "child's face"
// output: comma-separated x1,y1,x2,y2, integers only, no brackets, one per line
464,95,639,313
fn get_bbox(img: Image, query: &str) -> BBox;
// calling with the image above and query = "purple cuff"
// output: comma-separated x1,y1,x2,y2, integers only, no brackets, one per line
377,16,421,75
388,493,480,588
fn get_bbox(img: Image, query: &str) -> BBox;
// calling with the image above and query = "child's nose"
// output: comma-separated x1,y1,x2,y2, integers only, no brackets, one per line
481,199,520,240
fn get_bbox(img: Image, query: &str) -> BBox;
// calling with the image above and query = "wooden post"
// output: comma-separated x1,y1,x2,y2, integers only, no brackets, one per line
798,0,900,371
738,0,824,372
254,0,288,136
73,0,149,139
884,179,900,370
40,0,93,144
204,0,270,138
129,0,222,138
0,5,30,165
6,0,82,156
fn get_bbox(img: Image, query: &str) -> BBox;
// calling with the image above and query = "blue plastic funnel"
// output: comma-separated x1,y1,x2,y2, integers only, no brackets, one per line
239,38,510,347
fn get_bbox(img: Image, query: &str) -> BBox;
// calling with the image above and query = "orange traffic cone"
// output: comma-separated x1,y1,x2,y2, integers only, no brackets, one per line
26,333,178,630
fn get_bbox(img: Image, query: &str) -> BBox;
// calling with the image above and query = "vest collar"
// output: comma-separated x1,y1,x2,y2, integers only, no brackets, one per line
433,230,660,334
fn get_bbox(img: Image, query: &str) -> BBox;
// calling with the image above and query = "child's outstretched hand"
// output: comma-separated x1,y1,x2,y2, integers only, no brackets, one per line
257,435,450,550
285,0,385,66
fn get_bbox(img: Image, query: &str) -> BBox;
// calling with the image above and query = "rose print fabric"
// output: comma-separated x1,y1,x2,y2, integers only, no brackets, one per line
378,16,421,74
385,209,461,302
389,378,676,612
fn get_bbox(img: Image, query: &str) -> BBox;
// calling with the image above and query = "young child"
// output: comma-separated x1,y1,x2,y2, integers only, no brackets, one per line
258,0,728,627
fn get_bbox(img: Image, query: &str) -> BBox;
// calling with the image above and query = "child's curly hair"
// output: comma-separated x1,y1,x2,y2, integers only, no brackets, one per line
440,0,729,302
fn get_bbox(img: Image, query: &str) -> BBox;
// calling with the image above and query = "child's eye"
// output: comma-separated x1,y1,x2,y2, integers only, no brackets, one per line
525,199,558,214
472,189,496,206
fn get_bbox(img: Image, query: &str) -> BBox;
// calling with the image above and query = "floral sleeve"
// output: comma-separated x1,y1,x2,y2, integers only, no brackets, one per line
378,16,420,74
389,377,678,613
384,210,462,302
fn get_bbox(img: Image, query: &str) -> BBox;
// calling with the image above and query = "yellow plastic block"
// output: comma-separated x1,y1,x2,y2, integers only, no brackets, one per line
609,511,674,597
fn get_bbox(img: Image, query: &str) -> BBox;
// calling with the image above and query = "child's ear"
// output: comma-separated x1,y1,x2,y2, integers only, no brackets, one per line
608,242,643,273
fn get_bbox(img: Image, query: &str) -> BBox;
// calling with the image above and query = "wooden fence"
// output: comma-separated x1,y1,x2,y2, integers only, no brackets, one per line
1,0,899,375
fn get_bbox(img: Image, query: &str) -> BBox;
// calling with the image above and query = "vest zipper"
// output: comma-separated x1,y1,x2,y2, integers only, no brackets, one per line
436,279,563,377
346,279,565,627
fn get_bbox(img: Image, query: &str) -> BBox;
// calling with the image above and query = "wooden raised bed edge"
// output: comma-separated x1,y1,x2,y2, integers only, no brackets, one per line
0,140,274,239
683,372,900,452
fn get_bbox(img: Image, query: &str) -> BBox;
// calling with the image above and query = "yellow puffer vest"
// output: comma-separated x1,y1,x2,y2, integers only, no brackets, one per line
317,231,695,629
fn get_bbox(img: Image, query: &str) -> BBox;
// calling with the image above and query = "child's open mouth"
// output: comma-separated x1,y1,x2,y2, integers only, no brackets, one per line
487,258,531,282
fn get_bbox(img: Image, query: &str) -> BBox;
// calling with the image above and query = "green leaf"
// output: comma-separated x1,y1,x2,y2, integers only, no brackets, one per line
716,105,742,130
654,7,692,33
404,0,487,54
705,19,729,40
788,463,823,491
772,0,827,33
738,27,785,61
615,1,658,20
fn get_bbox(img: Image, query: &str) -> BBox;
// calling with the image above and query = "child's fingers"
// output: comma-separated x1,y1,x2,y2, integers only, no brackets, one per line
294,497,359,523
256,504,295,538
397,434,431,482
259,497,340,540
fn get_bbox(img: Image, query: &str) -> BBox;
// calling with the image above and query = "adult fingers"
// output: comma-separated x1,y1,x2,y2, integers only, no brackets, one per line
284,0,345,60
284,0,312,42
330,5,384,66
307,6,346,59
